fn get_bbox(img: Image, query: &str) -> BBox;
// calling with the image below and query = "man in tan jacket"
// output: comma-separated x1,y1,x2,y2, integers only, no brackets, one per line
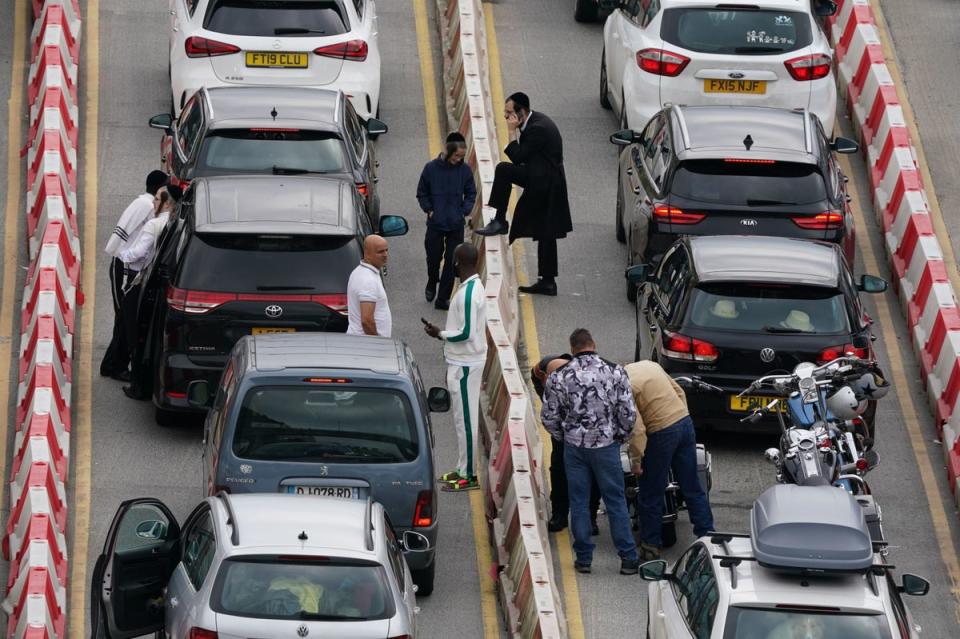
624,361,714,560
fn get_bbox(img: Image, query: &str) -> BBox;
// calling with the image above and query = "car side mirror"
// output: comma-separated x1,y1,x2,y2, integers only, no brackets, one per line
400,530,432,553
366,117,388,139
427,387,450,412
830,136,859,154
610,129,637,146
378,214,409,237
148,113,174,131
135,519,169,541
625,264,651,284
857,274,887,293
187,380,211,409
639,559,670,581
899,573,930,596
814,0,838,17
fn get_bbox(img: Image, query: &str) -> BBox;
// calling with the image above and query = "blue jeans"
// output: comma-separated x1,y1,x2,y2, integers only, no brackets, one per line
638,416,715,547
564,442,638,564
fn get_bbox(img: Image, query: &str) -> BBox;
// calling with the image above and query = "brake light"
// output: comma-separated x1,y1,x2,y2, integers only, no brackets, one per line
314,39,368,61
724,158,776,164
303,377,353,383
792,211,843,230
662,332,719,363
185,36,240,58
817,343,869,364
636,48,690,77
784,53,831,81
356,182,370,197
653,205,704,225
311,293,349,316
188,629,218,639
413,490,434,528
167,288,348,316
166,391,187,399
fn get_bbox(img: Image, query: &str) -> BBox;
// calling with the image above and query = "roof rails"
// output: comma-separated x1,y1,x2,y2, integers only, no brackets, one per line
334,90,342,124
215,491,240,546
672,105,691,150
203,88,215,121
363,497,374,552
801,107,812,154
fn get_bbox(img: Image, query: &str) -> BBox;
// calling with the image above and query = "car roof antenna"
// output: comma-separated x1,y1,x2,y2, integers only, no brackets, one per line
298,530,308,541
271,107,278,121
743,134,753,151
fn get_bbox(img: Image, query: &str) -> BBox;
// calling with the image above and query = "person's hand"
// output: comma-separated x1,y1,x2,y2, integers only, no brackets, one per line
423,321,442,339
505,111,521,131
426,210,433,219
631,462,643,476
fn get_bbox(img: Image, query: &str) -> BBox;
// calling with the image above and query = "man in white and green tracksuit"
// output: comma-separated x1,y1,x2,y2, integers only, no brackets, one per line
423,243,487,490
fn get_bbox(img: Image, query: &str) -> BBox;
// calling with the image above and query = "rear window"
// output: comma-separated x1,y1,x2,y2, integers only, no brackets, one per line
214,556,394,620
661,8,812,55
232,386,420,463
671,160,827,207
687,283,849,334
722,607,891,639
176,233,360,293
205,1,348,37
195,130,347,177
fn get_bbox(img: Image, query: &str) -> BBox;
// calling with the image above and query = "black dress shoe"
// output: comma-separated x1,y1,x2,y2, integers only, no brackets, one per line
547,516,568,532
518,279,557,296
591,521,600,536
122,385,144,400
425,282,437,302
110,370,131,382
435,299,450,311
620,558,640,575
475,219,509,236
574,562,592,574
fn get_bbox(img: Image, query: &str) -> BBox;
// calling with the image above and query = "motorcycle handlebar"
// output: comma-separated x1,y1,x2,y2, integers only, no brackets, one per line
740,357,878,396
672,376,723,394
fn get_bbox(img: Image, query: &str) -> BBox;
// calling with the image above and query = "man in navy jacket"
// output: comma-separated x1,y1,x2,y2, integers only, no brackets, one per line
416,132,478,309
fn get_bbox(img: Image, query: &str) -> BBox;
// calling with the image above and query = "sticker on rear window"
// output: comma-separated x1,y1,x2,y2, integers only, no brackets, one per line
746,30,795,45
774,15,793,26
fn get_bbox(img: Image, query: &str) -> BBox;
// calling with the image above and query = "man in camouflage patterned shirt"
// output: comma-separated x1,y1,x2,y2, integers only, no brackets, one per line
541,328,640,575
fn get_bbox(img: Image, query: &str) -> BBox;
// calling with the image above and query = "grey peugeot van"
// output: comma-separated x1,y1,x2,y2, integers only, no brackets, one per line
188,333,450,595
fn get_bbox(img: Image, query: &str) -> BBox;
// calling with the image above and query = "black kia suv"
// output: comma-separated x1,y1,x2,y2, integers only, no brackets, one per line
127,175,408,426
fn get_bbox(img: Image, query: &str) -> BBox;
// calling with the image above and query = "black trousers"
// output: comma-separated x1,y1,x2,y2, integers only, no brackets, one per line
488,161,558,279
550,437,601,522
99,260,134,376
425,225,464,304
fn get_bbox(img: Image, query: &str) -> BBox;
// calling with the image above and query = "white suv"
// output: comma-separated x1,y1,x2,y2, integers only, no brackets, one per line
640,485,929,639
167,0,381,118
91,494,429,638
601,0,838,133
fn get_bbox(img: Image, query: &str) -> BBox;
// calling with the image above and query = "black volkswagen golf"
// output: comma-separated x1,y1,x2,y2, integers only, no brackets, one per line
126,175,408,426
626,235,887,430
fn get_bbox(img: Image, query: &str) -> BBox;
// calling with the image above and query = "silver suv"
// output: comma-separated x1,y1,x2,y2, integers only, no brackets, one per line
91,493,430,638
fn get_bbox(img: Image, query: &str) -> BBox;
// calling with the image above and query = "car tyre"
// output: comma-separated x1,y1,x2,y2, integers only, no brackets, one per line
154,406,178,427
574,0,599,23
615,172,626,243
661,520,678,548
600,49,612,110
411,562,436,597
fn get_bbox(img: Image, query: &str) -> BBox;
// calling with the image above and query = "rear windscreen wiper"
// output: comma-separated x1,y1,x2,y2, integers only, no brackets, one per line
746,199,797,206
734,46,784,54
274,27,326,35
272,166,333,175
762,325,805,334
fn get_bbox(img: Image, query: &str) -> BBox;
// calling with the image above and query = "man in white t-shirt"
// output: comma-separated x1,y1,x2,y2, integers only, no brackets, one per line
346,235,392,337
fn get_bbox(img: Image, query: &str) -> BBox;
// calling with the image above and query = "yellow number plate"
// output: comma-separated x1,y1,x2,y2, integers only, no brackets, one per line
704,79,767,94
729,395,785,412
252,327,296,335
245,51,308,68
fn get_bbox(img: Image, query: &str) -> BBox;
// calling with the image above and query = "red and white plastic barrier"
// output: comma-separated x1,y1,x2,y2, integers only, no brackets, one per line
2,2,81,637
829,0,960,502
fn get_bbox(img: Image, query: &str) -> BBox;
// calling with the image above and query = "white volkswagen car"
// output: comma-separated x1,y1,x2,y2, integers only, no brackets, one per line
601,0,838,133
167,0,380,118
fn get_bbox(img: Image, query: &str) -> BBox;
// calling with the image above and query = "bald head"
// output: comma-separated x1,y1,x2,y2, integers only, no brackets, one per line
363,234,389,269
545,358,568,377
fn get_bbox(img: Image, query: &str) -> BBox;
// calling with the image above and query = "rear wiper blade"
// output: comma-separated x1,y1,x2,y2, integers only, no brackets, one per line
297,612,356,621
272,166,332,175
762,325,805,334
734,46,784,54
747,199,797,206
256,285,315,291
274,27,326,35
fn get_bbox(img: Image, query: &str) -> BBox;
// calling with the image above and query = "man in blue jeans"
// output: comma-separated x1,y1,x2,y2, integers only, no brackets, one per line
541,328,640,575
625,361,715,561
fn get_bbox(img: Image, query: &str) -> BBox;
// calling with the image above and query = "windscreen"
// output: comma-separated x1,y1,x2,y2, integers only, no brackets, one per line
205,1,348,37
195,130,347,176
722,607,892,639
215,556,394,620
232,386,420,463
688,283,849,334
671,160,828,207
176,234,360,293
661,8,812,55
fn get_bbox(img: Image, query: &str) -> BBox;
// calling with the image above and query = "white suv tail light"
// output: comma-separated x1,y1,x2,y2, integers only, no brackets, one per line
636,48,690,77
784,53,831,81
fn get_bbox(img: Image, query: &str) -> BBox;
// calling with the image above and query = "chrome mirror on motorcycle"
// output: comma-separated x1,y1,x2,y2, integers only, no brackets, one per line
763,448,781,466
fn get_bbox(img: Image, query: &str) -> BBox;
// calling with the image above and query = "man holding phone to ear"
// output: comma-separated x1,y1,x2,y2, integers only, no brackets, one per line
476,92,572,297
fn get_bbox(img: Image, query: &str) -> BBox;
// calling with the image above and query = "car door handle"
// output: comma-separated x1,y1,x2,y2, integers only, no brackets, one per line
626,167,633,175
373,177,379,183
656,609,666,618
633,186,641,194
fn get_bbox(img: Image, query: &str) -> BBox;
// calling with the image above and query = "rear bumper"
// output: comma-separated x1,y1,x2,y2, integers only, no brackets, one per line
154,351,225,413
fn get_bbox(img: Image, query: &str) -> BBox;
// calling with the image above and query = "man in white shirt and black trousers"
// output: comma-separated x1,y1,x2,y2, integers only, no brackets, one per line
423,243,487,491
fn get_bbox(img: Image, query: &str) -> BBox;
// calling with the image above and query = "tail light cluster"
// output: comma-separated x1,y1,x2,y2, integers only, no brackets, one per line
188,629,218,639
167,287,348,316
817,343,869,364
636,48,690,77
315,39,368,61
654,205,704,225
792,211,843,230
185,37,239,58
784,54,831,81
661,331,719,363
413,490,434,527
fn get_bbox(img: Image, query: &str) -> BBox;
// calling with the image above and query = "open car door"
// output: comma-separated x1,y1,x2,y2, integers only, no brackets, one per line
90,498,181,639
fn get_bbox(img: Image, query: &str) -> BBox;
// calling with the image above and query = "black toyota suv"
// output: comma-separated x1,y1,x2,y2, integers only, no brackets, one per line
626,235,887,430
148,86,388,224
126,175,408,426
610,105,859,300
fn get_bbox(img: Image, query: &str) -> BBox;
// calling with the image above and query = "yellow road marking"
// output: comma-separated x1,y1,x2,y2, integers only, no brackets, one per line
485,7,587,638
69,0,100,634
0,0,27,517
839,153,960,621
413,1,499,636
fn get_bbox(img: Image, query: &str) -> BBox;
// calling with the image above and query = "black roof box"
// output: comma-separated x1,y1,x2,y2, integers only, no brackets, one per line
750,484,874,573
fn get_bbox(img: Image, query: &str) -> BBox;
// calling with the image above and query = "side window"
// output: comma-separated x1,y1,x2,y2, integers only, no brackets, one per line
181,509,216,590
639,116,664,165
209,359,238,447
383,516,406,594
654,246,689,317
649,124,671,188
353,0,364,17
186,0,200,16
176,97,204,157
356,191,374,236
624,0,643,24
343,100,366,160
639,0,660,27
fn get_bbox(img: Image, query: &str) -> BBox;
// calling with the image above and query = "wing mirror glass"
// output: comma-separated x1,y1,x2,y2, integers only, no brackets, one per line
379,215,409,237
427,387,451,412
135,520,169,541
858,274,887,294
187,380,211,409
899,573,930,596
610,129,637,147
830,136,859,154
148,113,174,131
814,0,838,17
366,117,388,138
625,264,650,284
639,559,669,581
400,530,432,553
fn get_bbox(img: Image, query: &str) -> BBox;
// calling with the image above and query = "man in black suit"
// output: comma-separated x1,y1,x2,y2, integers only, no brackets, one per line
476,93,572,296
